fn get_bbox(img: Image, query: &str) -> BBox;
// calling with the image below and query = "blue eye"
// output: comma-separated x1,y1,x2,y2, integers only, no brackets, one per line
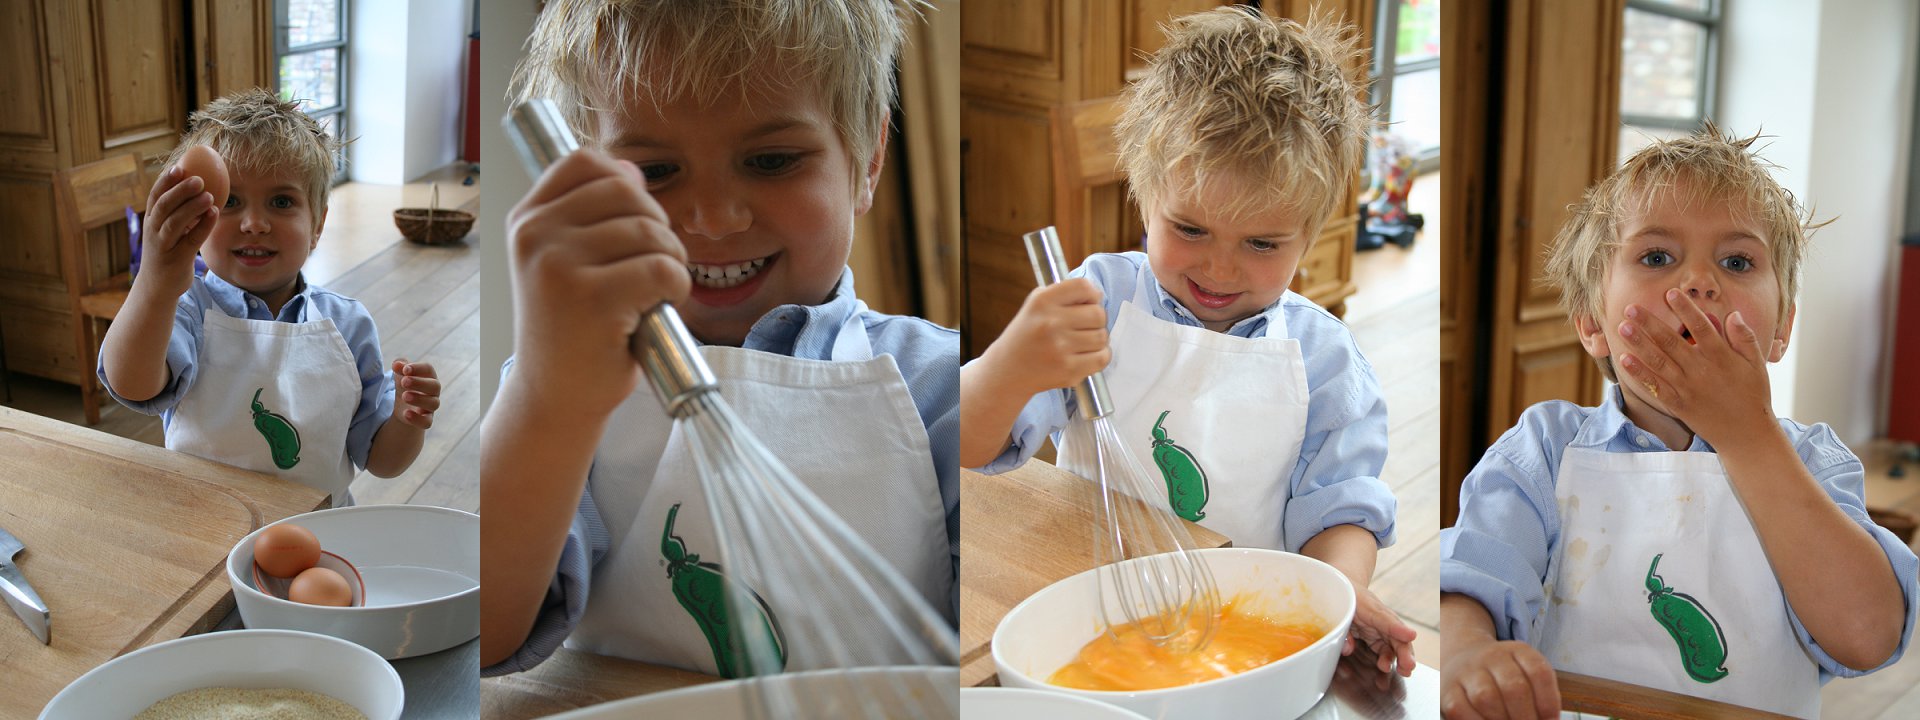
1640,250,1674,268
746,153,800,174
270,195,295,209
222,195,238,209
638,162,678,182
1721,255,1754,272
1175,224,1205,238
1247,238,1277,252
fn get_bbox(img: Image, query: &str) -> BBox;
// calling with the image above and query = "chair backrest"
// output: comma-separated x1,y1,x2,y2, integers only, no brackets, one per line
53,154,145,297
1049,95,1127,258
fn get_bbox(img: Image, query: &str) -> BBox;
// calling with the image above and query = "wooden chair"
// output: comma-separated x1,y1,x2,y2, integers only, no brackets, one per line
1048,95,1129,261
54,154,145,425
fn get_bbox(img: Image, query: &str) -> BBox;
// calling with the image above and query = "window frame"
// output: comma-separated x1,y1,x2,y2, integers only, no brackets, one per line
1620,0,1722,132
272,0,349,184
1373,0,1442,175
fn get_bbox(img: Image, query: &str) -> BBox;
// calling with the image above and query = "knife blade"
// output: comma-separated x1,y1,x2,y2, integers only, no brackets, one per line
0,525,50,644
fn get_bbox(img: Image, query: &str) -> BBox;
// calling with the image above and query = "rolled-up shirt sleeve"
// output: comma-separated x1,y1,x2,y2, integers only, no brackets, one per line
98,288,203,418
1439,424,1561,644
1783,422,1919,678
1283,312,1394,553
972,385,1071,475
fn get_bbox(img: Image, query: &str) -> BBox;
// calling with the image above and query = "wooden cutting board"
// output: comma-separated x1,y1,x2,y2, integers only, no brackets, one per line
0,407,328,717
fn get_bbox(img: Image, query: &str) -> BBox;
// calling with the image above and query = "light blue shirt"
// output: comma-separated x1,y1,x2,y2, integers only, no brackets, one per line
1440,384,1920,680
483,268,960,676
974,251,1396,554
97,271,395,472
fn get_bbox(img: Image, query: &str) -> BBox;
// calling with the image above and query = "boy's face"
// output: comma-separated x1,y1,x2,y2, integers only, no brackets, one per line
201,164,322,306
1144,177,1312,331
1576,181,1795,409
595,74,881,346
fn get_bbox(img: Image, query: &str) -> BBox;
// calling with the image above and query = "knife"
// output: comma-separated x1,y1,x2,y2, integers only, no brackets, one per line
0,525,50,644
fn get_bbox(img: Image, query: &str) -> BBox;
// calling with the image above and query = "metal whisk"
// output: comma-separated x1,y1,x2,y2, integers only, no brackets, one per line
1025,226,1221,651
505,99,958,719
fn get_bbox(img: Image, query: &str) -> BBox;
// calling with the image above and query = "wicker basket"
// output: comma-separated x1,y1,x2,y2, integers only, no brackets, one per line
394,184,473,246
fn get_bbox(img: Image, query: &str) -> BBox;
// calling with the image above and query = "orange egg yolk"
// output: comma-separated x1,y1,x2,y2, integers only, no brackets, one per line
1047,597,1324,691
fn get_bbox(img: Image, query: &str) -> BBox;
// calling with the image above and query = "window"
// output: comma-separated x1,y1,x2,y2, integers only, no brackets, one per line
275,0,348,182
1619,0,1720,161
1374,0,1441,173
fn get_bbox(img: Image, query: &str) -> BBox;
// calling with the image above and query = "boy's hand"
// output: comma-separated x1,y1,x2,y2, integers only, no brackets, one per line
392,359,440,429
137,164,221,298
506,150,689,418
1441,639,1560,720
1346,584,1418,678
1615,288,1777,444
977,278,1110,397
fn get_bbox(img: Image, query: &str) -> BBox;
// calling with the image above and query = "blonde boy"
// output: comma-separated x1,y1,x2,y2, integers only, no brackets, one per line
479,0,958,678
1439,127,1918,719
959,7,1414,677
99,89,440,505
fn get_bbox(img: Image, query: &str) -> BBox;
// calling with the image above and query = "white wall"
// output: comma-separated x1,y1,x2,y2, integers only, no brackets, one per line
347,0,471,184
1716,0,1918,443
478,1,540,408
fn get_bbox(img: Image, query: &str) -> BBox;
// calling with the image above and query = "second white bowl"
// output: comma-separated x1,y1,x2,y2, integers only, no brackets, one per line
39,629,403,720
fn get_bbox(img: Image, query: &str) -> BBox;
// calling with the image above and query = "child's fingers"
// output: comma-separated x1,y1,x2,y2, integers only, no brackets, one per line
1515,648,1561,719
1488,654,1540,720
404,390,441,412
400,375,442,395
1456,670,1507,720
520,149,666,221
144,164,192,213
1663,288,1722,351
1618,313,1679,379
588,251,694,321
1037,277,1105,308
406,407,435,428
1394,636,1417,676
158,196,218,254
1727,311,1765,364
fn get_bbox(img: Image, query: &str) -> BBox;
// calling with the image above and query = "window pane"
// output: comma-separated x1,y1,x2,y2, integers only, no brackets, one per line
1388,67,1441,154
279,49,340,113
315,113,346,178
287,0,342,47
1635,0,1712,14
1618,124,1692,166
1395,0,1441,65
1620,8,1705,121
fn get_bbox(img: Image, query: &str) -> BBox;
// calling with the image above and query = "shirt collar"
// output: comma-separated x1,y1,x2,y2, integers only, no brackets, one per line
204,270,311,323
739,267,866,359
1575,383,1715,452
1146,275,1284,337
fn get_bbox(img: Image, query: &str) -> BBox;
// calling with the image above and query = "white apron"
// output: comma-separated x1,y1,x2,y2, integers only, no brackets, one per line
568,322,951,677
1057,263,1311,550
168,297,360,505
1539,446,1820,718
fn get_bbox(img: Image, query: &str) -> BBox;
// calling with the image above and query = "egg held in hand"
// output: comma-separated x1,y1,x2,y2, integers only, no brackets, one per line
176,144,230,205
253,523,322,578
287,566,355,607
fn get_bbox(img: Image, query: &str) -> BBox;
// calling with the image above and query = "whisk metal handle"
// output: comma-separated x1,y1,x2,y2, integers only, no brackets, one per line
1023,227,1113,419
504,100,718,417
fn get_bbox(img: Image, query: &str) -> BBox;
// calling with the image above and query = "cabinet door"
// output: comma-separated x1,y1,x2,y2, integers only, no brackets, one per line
194,0,274,105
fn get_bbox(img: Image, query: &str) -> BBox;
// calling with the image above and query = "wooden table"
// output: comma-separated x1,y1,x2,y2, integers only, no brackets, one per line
0,406,329,717
481,648,720,719
959,462,1233,687
1558,671,1801,719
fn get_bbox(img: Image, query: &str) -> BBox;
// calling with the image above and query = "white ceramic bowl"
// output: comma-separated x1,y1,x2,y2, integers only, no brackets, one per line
545,666,958,719
961,687,1150,720
39,629,403,720
993,548,1355,720
227,504,479,659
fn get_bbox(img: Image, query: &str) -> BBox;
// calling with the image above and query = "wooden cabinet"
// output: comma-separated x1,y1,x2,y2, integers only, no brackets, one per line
1440,0,1620,526
961,0,1373,358
0,0,269,385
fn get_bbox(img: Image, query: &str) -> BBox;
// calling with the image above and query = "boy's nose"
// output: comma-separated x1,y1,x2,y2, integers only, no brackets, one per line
1681,262,1719,301
678,180,751,240
239,207,270,234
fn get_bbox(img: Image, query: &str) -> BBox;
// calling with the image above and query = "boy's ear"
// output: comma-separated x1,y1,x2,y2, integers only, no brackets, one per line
1768,302,1796,362
311,206,329,249
854,123,890,217
1574,311,1612,361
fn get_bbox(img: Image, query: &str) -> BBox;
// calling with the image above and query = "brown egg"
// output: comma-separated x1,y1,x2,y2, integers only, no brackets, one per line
253,523,322,578
287,566,354,607
177,144,230,205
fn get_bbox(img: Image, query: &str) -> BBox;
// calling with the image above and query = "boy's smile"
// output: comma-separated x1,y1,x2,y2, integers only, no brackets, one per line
1576,180,1794,432
1145,177,1311,332
200,164,323,314
595,70,881,347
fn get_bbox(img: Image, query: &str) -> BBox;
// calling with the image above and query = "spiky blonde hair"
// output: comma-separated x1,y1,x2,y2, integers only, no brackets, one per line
1546,123,1816,379
1115,7,1371,233
510,0,920,182
165,88,340,229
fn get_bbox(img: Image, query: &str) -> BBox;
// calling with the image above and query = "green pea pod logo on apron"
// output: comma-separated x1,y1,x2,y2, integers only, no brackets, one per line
1646,553,1729,683
250,388,302,470
1150,411,1209,522
662,503,786,678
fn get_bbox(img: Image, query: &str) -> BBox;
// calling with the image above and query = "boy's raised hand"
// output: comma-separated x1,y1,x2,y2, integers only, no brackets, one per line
137,164,221,298
392,359,440,429
1347,585,1418,680
1442,639,1560,720
977,278,1111,397
506,149,689,418
1614,288,1778,445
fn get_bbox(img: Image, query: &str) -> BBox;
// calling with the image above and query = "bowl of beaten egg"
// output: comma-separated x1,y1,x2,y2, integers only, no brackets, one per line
992,548,1355,720
227,505,479,659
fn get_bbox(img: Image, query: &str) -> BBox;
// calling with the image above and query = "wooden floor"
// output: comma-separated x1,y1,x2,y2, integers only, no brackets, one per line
1820,440,1920,719
0,163,481,514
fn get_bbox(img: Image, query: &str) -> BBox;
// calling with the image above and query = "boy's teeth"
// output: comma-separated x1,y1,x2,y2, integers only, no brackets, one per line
688,256,770,288
235,248,274,257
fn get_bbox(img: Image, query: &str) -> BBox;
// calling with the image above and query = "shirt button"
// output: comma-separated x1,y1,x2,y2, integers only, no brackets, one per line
1634,435,1651,448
